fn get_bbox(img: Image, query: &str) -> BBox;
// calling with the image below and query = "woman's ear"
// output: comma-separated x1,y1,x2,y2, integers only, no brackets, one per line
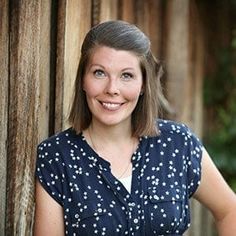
140,85,144,96
82,81,86,92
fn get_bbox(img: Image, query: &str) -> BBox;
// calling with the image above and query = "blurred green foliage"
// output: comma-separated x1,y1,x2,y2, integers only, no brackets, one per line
204,30,236,191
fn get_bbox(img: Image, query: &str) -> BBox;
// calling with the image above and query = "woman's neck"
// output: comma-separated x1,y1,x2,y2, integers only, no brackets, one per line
88,119,133,143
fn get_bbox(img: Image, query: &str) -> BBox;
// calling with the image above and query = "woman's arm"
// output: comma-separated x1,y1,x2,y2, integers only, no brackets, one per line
194,148,236,235
34,180,64,236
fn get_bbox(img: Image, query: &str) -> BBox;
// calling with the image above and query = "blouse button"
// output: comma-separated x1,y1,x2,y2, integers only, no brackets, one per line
97,208,103,213
133,218,138,224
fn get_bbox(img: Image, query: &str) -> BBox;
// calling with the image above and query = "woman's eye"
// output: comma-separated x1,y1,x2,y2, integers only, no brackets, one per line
94,69,105,78
121,72,133,80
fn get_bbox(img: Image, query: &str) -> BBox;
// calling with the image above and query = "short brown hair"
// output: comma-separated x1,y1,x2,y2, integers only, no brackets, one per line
68,20,163,137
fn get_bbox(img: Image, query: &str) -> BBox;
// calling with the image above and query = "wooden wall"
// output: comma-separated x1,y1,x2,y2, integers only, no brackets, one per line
0,0,216,235
0,0,9,233
5,1,51,235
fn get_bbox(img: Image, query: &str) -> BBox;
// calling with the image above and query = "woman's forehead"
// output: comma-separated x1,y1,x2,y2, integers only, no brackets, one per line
87,46,141,71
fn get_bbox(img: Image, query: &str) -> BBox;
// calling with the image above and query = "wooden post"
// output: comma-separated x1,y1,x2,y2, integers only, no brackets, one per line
6,0,51,234
165,1,200,236
164,1,213,236
145,0,163,58
55,0,92,132
188,1,205,138
0,0,9,234
91,0,118,27
119,0,135,24
165,0,191,125
136,0,163,58
99,0,118,22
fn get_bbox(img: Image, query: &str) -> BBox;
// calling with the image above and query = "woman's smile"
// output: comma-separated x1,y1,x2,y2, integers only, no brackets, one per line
100,101,123,111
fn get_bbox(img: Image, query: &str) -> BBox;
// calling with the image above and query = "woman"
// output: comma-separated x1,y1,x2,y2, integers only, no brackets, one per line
34,20,236,235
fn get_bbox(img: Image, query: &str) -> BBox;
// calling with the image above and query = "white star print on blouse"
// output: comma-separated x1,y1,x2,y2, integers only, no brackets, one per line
36,119,203,235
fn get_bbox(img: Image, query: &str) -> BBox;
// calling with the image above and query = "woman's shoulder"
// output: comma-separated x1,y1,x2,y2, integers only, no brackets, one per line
37,127,79,149
154,119,203,150
157,119,192,136
154,119,202,145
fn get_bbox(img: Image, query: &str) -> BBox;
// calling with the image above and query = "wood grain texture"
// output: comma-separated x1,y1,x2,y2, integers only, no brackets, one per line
92,0,100,26
0,0,9,234
144,0,163,58
187,0,204,137
164,1,211,235
165,0,190,124
55,0,92,132
165,0,204,135
99,0,118,22
119,0,135,24
6,0,51,235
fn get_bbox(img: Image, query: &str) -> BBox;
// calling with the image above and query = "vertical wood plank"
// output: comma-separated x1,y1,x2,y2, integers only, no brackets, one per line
6,0,51,235
38,0,52,141
54,0,66,133
188,8,205,234
136,0,163,57
165,0,191,125
145,0,163,58
165,1,211,235
188,1,204,137
164,1,201,235
55,0,92,132
135,0,145,28
188,2,214,236
119,0,135,24
0,0,9,234
99,0,118,22
92,0,100,26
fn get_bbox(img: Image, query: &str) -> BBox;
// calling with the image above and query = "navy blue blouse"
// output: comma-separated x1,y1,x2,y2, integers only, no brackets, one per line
36,119,203,235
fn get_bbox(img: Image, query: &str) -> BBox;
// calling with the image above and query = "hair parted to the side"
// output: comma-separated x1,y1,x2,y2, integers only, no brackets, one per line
68,20,164,137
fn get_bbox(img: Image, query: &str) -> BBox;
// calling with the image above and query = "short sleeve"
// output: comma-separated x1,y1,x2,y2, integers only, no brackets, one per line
186,127,203,197
35,141,64,205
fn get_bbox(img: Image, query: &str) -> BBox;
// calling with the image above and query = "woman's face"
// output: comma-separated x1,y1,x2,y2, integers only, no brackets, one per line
83,46,143,128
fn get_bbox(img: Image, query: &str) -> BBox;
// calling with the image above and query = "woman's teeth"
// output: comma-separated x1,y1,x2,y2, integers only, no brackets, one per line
102,102,121,110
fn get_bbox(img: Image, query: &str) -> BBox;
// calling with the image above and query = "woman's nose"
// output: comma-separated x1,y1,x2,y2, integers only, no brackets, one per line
104,78,120,96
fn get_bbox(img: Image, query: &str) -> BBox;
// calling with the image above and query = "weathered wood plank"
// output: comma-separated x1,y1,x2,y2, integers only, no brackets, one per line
165,0,191,125
134,0,145,28
54,0,67,132
188,2,214,235
164,1,213,236
119,0,135,24
165,2,202,236
38,0,52,141
92,0,100,26
144,0,163,58
99,0,118,22
6,0,51,235
55,0,92,132
0,0,9,234
188,0,204,137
